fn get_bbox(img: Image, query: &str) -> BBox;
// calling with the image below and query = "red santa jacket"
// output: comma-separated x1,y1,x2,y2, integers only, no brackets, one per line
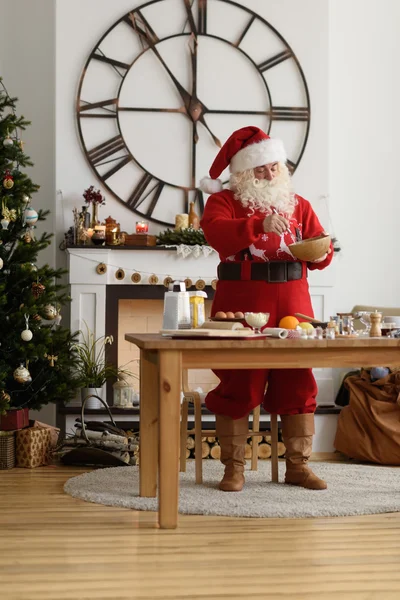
200,189,333,270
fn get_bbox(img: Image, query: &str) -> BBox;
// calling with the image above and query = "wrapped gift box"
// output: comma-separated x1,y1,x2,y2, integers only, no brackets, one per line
16,425,53,468
0,407,29,431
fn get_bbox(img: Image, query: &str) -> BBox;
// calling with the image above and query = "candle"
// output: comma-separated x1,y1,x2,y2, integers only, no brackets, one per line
136,221,148,234
86,228,94,239
175,213,189,230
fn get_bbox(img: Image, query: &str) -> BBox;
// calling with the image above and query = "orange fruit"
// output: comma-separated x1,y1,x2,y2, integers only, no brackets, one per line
278,315,300,330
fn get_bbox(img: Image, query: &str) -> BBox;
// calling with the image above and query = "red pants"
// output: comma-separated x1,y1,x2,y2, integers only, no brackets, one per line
205,275,318,419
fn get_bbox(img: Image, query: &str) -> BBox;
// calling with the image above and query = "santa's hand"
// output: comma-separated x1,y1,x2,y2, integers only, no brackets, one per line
310,246,332,263
263,214,289,235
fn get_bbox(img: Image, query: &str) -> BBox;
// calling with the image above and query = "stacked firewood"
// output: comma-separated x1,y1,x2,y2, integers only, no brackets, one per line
184,434,286,460
57,420,139,465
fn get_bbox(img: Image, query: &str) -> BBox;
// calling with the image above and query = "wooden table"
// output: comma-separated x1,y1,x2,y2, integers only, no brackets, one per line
125,334,400,529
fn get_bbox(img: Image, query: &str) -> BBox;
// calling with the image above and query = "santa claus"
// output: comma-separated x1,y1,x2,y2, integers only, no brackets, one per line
200,126,333,493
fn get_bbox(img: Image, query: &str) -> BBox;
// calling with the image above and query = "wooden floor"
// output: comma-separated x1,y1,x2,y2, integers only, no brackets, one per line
1,459,400,600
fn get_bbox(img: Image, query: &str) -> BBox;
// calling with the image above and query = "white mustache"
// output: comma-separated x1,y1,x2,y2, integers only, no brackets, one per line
253,178,278,189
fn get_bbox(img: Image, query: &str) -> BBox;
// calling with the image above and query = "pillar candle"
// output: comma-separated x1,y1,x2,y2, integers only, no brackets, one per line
175,214,189,230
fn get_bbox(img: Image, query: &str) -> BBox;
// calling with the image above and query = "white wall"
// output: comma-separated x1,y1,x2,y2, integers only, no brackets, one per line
329,0,400,310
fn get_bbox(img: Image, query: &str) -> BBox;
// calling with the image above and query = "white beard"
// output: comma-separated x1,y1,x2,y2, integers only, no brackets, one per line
230,165,297,216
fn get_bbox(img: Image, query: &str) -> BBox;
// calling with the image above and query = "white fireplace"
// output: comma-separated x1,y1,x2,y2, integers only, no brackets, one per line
65,247,339,450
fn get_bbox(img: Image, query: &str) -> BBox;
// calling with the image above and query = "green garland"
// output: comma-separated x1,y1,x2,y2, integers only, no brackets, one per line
156,227,208,246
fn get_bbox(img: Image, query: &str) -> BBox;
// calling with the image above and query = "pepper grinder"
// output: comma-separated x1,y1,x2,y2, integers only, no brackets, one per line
369,311,382,337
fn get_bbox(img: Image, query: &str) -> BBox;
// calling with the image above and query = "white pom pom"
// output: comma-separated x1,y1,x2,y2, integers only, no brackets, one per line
199,177,223,194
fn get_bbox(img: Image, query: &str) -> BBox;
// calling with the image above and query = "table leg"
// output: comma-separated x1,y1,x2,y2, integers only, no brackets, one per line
159,350,182,529
139,350,159,498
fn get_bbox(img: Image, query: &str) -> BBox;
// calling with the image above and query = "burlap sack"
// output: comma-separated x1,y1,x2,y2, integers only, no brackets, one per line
334,369,400,464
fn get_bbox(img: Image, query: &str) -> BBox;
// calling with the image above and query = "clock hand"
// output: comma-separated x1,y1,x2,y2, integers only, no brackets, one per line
129,12,191,113
129,12,221,148
187,33,222,147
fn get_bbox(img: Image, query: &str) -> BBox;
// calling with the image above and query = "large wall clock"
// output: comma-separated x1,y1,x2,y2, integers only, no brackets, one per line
76,0,310,228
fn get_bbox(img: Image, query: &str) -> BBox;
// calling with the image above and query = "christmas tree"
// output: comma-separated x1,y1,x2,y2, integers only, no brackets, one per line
0,78,79,416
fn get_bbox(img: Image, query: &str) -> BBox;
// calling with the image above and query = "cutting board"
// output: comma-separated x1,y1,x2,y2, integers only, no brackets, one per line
160,328,266,338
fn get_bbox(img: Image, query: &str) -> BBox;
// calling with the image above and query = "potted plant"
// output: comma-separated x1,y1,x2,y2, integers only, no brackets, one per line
73,325,133,409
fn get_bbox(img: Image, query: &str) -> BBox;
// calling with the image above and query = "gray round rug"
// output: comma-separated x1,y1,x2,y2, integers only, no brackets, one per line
64,461,400,519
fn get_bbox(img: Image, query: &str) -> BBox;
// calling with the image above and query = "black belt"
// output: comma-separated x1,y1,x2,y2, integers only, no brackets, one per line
217,261,304,283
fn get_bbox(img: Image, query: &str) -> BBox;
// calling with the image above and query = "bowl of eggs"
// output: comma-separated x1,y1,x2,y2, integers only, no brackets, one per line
211,311,245,322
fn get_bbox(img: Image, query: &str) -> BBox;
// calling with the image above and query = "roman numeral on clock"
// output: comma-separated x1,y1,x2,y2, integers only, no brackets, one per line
127,173,165,218
78,98,118,118
88,135,132,180
91,52,130,75
271,107,309,121
257,50,293,72
125,10,160,46
183,0,207,35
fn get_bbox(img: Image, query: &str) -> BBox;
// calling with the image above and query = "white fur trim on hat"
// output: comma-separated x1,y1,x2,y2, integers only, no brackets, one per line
230,138,287,174
199,177,223,194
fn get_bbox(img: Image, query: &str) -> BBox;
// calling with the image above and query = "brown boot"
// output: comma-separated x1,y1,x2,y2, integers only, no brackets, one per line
216,414,248,492
280,413,327,490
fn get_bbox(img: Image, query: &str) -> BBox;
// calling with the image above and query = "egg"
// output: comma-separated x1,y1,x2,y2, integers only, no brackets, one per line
226,311,235,319
215,311,227,319
235,311,245,319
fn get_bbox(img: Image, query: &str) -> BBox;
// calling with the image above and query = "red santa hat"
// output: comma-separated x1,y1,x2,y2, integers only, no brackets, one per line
200,126,287,194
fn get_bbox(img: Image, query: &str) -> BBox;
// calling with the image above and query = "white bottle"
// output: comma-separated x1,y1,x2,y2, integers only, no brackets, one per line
162,281,191,330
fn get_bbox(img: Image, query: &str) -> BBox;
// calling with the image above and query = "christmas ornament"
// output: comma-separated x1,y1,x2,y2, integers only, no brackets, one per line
24,206,38,225
195,279,206,290
44,353,58,367
0,257,3,270
23,230,32,243
32,314,42,322
21,314,33,342
148,274,159,285
184,278,193,289
0,390,11,404
96,262,107,275
19,139,25,151
163,276,173,288
43,304,58,320
211,279,218,290
3,133,13,147
13,364,32,384
3,170,14,189
115,268,125,281
131,272,141,283
1,200,17,223
22,194,31,204
0,218,10,230
32,282,45,298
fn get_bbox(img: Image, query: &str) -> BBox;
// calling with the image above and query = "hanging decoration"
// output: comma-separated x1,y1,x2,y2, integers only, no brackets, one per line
21,314,33,342
115,268,125,281
13,363,32,384
42,304,58,320
0,257,3,270
184,278,193,289
32,282,45,298
148,274,159,285
163,276,173,288
3,169,14,189
96,262,107,275
195,279,206,290
131,272,141,283
44,353,58,367
24,206,38,226
3,132,13,147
